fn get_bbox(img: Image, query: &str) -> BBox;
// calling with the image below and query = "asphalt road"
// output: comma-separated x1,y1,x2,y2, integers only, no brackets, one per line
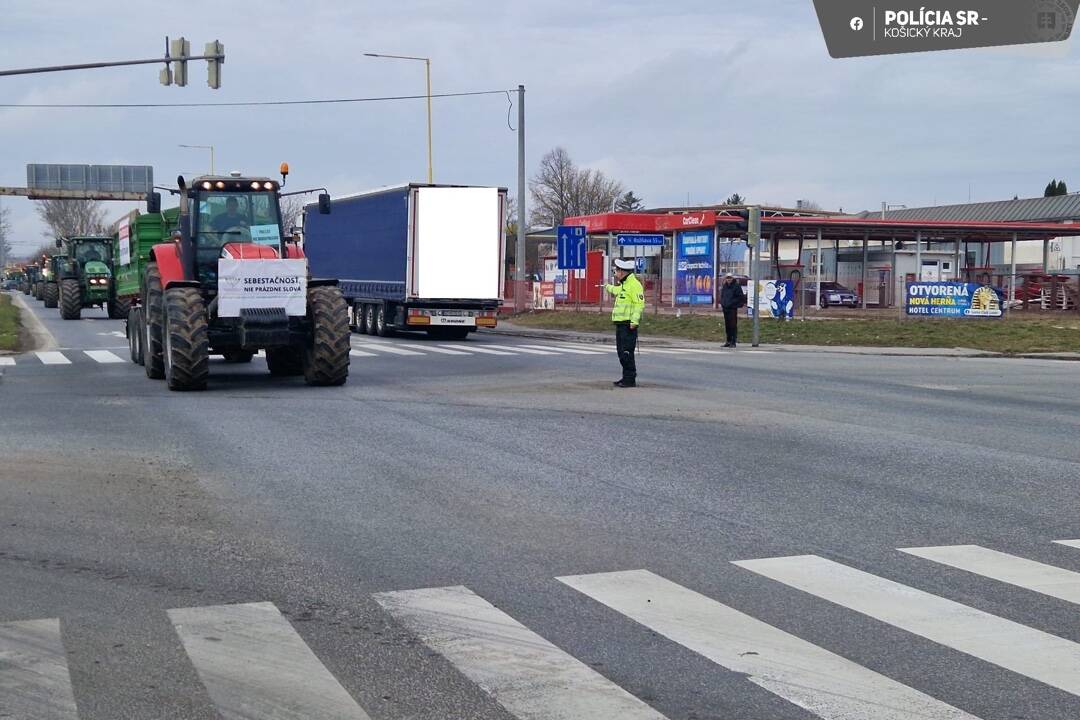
2,291,1079,720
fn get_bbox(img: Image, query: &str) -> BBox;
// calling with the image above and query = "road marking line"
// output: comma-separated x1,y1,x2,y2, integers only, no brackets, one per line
352,343,425,356
734,554,1080,697
374,585,668,720
35,351,71,365
168,602,371,720
558,569,976,720
900,545,1080,606
0,618,80,719
438,343,515,355
410,345,471,355
84,350,125,364
486,345,558,355
349,349,377,357
518,344,604,355
0,356,14,366
1053,539,1080,549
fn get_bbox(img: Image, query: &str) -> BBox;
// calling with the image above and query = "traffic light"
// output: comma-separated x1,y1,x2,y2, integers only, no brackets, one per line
170,37,190,87
159,65,172,86
205,40,224,89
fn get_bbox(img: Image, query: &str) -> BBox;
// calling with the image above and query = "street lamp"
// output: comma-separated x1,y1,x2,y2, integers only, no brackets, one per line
364,52,433,183
178,144,215,175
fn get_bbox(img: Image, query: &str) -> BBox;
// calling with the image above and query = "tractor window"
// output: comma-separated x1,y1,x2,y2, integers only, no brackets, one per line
75,242,109,264
195,191,282,252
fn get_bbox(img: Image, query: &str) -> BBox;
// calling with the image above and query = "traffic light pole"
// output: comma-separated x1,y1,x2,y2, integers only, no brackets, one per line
0,54,222,78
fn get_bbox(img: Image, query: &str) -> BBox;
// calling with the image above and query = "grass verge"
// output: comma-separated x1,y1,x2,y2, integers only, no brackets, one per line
0,294,21,352
509,310,1080,354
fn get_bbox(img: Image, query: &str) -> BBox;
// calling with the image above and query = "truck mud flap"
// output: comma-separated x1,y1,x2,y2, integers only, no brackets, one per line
238,307,290,347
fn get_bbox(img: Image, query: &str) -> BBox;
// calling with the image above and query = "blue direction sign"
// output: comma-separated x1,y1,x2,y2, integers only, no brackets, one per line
557,225,587,269
617,233,664,246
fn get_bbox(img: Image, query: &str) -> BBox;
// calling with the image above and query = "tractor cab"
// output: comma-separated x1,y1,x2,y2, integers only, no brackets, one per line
187,175,285,286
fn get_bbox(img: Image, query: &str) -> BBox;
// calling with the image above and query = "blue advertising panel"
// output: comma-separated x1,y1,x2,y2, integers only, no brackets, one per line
675,230,714,305
747,280,796,318
906,282,1004,318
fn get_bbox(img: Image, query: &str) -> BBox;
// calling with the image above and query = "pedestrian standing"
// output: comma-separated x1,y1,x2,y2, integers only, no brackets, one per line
602,259,644,387
719,273,746,348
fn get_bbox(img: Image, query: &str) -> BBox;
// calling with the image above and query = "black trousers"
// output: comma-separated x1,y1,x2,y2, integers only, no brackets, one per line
723,307,739,344
615,322,638,383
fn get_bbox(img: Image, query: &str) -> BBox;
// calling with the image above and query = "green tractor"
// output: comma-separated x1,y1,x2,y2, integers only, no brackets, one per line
40,254,62,308
54,236,126,320
21,266,38,295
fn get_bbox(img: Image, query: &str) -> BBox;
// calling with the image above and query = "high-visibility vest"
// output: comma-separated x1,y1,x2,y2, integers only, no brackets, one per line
605,273,644,325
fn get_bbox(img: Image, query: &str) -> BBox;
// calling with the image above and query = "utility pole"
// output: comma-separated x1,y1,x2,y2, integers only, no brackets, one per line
515,85,526,313
749,206,762,347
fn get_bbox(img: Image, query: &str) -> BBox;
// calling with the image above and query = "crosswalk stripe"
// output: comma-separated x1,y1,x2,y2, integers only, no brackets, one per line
438,343,516,355
900,545,1080,605
488,344,558,355
409,344,472,355
168,602,371,719
352,342,425,356
558,569,977,720
374,585,668,719
1053,539,1080,549
733,554,1080,697
518,344,604,355
349,348,377,357
0,356,14,366
84,350,125,364
0,618,80,719
35,351,71,365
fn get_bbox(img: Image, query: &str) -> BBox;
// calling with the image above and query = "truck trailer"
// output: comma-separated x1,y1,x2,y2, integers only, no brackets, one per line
303,184,505,340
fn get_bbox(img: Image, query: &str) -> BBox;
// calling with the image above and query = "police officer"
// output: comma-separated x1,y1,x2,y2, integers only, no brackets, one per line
603,258,645,387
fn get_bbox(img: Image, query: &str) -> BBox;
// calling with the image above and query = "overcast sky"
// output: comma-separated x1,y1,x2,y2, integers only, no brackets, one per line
2,1,1078,254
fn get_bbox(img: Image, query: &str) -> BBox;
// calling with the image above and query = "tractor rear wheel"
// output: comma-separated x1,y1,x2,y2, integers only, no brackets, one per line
266,347,303,376
222,350,255,363
127,307,144,365
143,264,165,379
303,286,350,386
43,282,59,309
163,287,209,391
59,279,81,319
108,295,131,320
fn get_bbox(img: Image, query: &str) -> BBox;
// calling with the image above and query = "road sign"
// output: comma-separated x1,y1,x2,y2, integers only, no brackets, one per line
635,257,646,273
557,225,587,269
617,233,664,246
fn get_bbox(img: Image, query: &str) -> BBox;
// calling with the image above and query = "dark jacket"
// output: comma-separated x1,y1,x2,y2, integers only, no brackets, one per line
720,280,746,310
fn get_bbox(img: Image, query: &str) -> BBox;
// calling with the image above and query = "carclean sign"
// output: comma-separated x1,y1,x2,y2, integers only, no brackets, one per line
905,281,1004,317
217,259,307,317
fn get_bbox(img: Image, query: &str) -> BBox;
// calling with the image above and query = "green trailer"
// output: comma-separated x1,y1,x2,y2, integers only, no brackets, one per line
112,208,177,360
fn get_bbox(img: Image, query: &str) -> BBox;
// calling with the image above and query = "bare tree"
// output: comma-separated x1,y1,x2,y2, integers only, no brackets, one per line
279,195,306,237
35,199,108,238
724,192,744,205
529,147,625,227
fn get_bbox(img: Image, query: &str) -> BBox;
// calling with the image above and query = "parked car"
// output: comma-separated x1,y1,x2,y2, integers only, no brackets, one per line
816,282,860,308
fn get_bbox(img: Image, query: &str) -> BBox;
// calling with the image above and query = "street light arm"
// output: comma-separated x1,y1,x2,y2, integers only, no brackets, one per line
363,52,430,62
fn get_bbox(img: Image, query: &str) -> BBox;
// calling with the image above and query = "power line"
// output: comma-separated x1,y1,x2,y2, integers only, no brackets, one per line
0,89,512,109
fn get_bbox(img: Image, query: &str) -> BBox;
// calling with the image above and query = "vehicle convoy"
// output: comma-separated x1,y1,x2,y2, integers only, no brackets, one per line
52,236,125,320
40,254,63,308
303,184,505,340
119,166,349,391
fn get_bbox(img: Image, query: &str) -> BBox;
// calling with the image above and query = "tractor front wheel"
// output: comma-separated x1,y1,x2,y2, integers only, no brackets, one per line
163,287,209,391
59,279,81,320
303,286,350,386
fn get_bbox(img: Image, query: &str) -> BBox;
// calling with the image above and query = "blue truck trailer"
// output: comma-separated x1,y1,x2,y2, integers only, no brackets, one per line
303,184,506,339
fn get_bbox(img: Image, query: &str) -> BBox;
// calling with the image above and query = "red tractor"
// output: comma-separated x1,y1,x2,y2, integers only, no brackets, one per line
130,166,349,391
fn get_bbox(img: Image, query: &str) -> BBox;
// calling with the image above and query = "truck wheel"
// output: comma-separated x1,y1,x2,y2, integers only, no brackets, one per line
266,347,303,376
375,305,394,337
127,307,145,365
364,304,377,336
59,279,82,319
108,295,131,320
303,286,350,386
222,350,255,363
143,264,165,379
354,302,367,334
163,287,209,391
43,282,59,309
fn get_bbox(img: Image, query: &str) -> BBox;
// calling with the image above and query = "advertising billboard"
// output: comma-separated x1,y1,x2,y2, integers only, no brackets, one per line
675,229,714,305
905,282,1004,318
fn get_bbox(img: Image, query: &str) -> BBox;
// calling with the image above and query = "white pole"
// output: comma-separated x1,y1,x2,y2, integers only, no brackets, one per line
816,227,822,309
1008,232,1017,316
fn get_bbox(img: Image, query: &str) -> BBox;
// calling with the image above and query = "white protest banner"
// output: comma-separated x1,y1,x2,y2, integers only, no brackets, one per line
217,258,307,318
118,217,131,266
